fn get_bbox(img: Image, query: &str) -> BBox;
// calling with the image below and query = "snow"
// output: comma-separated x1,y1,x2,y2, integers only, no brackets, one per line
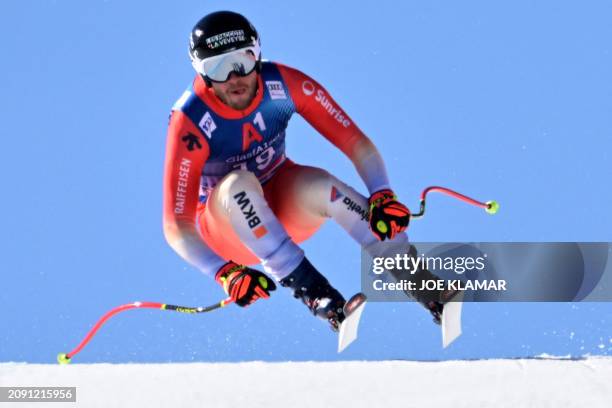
1,358,611,407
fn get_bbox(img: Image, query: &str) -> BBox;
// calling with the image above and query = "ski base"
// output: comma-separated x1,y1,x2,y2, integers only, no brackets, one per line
337,293,367,353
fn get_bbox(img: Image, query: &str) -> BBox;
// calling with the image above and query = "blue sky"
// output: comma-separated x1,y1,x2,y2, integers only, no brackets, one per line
1,1,611,363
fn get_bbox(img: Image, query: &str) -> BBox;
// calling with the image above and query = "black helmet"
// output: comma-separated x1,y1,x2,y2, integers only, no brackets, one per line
189,11,262,82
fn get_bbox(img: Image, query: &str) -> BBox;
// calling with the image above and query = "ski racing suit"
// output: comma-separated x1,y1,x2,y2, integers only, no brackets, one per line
163,61,414,285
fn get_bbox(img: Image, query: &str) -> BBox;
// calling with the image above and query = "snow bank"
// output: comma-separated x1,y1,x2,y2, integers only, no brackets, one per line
1,358,611,407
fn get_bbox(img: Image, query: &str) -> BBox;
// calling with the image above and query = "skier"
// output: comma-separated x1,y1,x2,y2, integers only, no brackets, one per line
163,11,449,331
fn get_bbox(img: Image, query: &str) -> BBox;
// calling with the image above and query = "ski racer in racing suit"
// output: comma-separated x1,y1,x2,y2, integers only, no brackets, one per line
163,11,446,331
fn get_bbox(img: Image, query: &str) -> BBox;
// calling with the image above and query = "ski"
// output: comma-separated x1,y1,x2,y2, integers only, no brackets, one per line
337,293,367,353
441,290,464,348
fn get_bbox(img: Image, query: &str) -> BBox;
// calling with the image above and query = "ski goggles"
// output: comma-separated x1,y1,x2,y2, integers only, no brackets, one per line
192,45,260,83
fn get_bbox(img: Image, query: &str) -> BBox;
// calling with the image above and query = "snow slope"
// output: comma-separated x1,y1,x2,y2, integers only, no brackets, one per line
1,358,611,407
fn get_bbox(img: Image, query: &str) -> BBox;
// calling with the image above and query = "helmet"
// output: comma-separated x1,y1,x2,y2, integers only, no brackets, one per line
189,11,262,83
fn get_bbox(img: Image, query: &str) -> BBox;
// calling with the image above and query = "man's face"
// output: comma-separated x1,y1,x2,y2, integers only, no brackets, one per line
210,70,258,110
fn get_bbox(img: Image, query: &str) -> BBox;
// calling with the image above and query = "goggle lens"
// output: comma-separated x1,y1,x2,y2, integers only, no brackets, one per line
194,49,258,82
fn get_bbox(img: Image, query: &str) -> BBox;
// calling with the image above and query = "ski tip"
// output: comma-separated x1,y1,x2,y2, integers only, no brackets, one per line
338,293,367,353
441,292,464,348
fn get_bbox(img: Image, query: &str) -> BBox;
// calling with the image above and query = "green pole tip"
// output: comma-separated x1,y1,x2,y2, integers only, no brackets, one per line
57,353,71,365
485,200,499,214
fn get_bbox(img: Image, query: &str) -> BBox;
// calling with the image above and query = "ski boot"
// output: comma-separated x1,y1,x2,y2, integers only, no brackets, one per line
389,245,461,325
280,257,346,332
424,288,462,325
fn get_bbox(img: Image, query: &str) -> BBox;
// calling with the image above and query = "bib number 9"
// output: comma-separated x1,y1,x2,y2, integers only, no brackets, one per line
233,146,276,171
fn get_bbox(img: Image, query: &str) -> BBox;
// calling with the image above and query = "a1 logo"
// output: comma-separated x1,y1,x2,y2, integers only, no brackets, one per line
242,111,267,151
235,111,277,171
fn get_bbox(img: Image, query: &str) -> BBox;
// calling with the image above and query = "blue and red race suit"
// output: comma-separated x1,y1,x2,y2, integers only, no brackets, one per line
163,61,392,277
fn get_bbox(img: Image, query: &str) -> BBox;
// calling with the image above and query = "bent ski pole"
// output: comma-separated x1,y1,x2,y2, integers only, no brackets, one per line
411,186,499,219
57,297,232,364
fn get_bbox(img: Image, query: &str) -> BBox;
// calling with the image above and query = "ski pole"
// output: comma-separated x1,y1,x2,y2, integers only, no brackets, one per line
57,297,232,364
410,186,499,219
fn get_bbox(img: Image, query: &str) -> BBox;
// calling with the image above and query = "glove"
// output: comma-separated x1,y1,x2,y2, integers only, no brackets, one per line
368,189,411,241
215,262,276,307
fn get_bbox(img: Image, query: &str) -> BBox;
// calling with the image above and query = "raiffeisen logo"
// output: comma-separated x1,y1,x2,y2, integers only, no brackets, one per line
302,81,351,128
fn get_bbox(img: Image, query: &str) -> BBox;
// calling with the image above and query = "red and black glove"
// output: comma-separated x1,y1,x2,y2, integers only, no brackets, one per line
368,189,411,241
215,262,276,307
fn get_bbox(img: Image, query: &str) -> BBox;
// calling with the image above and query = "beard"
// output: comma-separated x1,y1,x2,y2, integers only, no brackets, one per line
223,80,258,110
